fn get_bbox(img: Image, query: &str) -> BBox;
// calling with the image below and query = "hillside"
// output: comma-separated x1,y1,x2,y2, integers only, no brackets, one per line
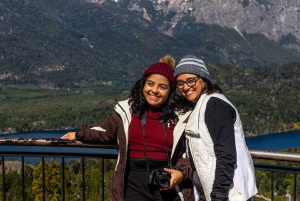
1,0,300,136
0,161,35,174
1,0,300,90
210,62,300,135
1,62,299,136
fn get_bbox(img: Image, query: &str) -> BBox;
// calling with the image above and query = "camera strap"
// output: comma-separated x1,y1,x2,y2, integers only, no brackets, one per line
141,111,171,173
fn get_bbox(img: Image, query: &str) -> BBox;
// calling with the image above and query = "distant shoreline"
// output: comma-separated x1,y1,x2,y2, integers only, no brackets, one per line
1,130,300,151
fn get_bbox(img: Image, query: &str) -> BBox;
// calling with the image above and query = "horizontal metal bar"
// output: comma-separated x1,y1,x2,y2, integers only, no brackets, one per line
0,138,116,148
250,149,300,162
1,138,300,163
0,151,118,159
254,164,300,174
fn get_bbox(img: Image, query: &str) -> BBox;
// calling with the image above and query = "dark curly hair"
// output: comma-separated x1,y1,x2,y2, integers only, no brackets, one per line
128,74,193,123
201,78,222,95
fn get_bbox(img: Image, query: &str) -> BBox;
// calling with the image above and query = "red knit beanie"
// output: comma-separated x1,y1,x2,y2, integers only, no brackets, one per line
142,62,175,83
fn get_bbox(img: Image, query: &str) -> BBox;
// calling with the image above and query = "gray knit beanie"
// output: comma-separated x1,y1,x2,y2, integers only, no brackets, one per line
174,55,211,82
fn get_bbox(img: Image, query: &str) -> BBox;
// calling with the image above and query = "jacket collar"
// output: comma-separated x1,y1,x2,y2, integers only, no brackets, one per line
171,110,192,157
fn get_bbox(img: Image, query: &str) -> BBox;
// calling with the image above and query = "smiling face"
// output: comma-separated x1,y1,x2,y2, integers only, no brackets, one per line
143,74,171,108
176,73,206,103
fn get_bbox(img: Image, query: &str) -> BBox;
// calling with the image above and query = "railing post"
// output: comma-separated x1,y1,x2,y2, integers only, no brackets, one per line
61,157,65,201
22,156,25,201
271,171,274,201
42,157,45,201
1,156,5,201
294,173,297,201
82,158,85,201
102,158,104,201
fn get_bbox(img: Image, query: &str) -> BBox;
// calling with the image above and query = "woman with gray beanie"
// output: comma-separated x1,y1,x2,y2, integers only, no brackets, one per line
174,55,257,201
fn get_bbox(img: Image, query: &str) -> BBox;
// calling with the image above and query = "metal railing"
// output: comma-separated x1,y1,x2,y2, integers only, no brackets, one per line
0,138,118,201
251,149,300,201
1,138,300,201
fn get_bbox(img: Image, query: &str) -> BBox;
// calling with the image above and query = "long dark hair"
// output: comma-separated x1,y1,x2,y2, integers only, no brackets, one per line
128,74,179,123
203,78,222,95
174,93,196,114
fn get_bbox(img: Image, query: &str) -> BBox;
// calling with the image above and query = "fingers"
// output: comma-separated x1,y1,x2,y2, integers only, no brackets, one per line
163,168,175,173
60,134,69,140
159,168,183,191
60,132,76,140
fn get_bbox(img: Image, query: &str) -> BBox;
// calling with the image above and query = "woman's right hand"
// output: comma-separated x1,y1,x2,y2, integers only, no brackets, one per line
60,132,76,140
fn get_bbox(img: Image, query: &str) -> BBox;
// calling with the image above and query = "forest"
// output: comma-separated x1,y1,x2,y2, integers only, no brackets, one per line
1,62,299,136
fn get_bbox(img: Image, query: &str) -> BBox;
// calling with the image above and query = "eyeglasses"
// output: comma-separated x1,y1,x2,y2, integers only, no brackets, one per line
176,77,200,88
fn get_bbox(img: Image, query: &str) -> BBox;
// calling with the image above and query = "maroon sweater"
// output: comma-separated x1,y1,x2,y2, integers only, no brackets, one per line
128,108,174,160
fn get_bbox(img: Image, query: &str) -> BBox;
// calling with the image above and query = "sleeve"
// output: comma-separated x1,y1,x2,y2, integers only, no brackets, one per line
75,112,121,144
173,135,193,182
205,98,237,201
174,157,193,182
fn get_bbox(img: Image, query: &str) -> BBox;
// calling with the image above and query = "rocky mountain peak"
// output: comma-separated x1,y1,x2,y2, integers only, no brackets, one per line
106,0,300,51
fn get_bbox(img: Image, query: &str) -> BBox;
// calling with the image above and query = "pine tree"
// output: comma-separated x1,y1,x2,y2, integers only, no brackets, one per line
32,158,61,201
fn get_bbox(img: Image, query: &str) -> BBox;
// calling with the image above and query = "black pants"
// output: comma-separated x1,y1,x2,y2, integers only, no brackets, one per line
124,169,180,201
124,158,181,201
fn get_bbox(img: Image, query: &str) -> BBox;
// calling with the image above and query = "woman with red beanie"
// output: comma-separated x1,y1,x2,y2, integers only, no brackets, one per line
61,55,194,201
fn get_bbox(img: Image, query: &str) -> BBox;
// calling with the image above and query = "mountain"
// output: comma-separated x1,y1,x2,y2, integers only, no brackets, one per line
0,0,300,89
119,0,300,42
116,0,300,66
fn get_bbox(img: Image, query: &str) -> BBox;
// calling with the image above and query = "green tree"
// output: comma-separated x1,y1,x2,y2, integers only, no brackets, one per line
32,158,61,201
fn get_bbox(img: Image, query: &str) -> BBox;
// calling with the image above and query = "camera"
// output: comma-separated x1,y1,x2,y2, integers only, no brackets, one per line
147,169,171,188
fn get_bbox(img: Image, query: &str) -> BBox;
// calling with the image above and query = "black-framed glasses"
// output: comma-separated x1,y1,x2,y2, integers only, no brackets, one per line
176,77,200,88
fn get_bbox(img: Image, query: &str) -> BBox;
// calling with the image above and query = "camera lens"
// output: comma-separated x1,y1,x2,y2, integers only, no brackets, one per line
157,176,169,188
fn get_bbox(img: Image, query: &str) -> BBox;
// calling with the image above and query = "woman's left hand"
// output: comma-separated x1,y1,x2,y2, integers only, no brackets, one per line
159,168,183,190
60,132,76,140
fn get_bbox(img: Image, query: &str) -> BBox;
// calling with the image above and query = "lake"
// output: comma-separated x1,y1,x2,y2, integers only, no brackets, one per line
1,129,300,151
0,130,118,163
245,130,300,151
0,129,300,163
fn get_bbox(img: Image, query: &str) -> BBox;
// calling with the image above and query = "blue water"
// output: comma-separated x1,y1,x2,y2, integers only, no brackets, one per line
1,129,300,163
0,130,117,154
0,130,118,163
245,130,300,151
1,129,300,151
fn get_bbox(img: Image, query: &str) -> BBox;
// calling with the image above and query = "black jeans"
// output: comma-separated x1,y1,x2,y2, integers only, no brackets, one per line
124,159,180,201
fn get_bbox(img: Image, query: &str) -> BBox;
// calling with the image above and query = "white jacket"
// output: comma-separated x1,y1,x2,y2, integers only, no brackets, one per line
185,93,257,201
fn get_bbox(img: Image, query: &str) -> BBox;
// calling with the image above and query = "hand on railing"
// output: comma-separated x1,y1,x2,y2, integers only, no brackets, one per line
60,132,76,140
